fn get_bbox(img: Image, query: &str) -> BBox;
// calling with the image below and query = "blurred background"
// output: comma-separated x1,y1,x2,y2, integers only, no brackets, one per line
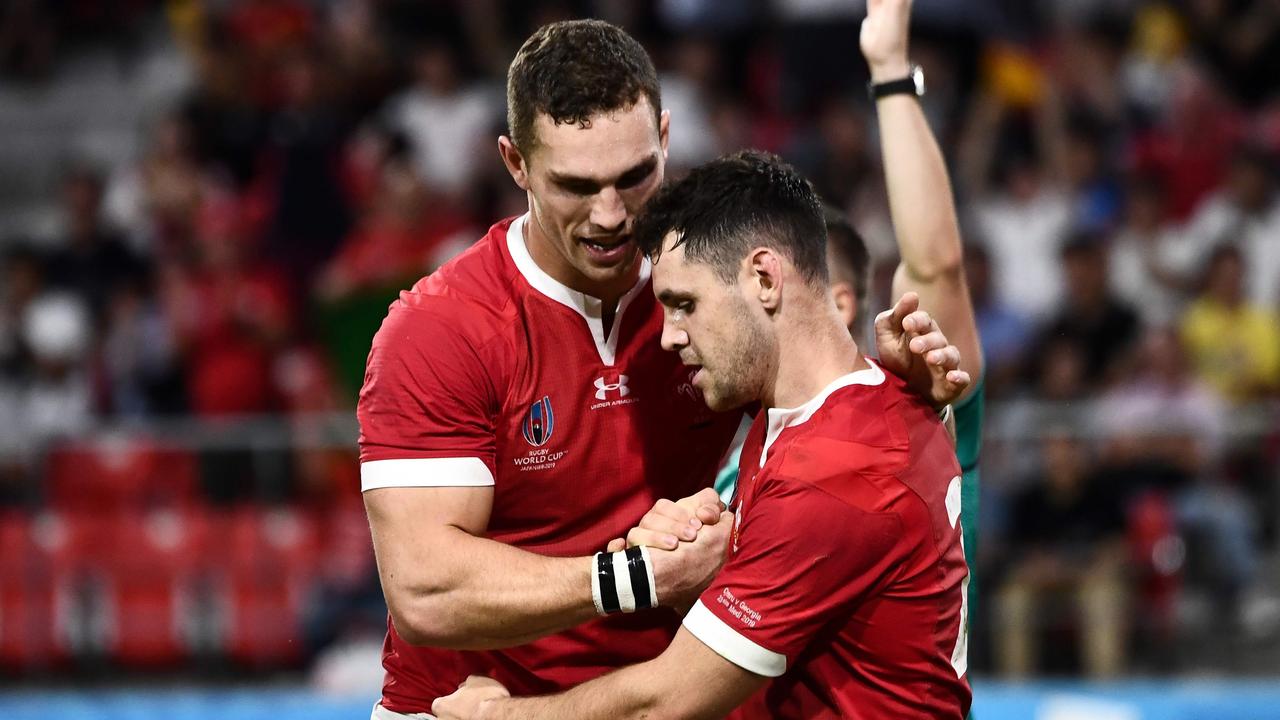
0,0,1278,718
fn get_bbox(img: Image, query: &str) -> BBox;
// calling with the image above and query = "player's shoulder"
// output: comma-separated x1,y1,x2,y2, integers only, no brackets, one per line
368,212,522,358
380,218,521,338
802,364,927,455
404,217,520,311
772,365,943,503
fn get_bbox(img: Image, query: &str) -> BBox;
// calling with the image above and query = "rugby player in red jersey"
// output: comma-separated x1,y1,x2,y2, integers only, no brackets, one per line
359,16,968,719
433,148,970,720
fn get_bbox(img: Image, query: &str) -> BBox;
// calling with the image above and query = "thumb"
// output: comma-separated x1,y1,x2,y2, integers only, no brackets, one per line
606,538,626,553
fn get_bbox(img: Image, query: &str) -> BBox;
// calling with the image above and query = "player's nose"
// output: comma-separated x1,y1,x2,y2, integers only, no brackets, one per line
589,187,627,234
660,320,688,353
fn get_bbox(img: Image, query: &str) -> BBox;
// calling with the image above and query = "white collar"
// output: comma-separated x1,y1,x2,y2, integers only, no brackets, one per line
505,214,652,366
760,360,886,465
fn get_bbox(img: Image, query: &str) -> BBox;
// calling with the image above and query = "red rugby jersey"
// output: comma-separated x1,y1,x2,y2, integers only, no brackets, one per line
683,361,972,719
357,215,741,712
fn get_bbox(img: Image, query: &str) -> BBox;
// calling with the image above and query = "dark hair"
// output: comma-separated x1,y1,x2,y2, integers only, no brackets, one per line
506,20,661,156
824,205,869,306
635,150,828,287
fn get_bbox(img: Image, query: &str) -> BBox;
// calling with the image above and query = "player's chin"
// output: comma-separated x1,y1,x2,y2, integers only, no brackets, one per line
701,386,747,413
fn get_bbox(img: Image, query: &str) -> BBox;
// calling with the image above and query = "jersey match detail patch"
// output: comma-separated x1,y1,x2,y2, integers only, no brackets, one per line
683,599,786,677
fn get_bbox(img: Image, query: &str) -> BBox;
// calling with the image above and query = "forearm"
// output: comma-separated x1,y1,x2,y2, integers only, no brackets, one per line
877,92,984,385
387,527,599,649
478,662,674,720
876,93,963,280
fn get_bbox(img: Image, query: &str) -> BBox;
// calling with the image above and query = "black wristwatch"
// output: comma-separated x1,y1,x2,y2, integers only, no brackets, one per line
868,64,925,102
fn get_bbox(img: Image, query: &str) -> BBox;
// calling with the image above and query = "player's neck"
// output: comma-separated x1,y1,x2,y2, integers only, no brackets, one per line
523,213,640,317
765,313,869,411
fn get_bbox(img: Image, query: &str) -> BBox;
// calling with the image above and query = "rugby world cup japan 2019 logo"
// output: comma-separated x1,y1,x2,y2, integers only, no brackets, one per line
522,395,555,447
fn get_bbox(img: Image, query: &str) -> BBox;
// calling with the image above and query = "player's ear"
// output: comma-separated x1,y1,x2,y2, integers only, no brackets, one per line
659,109,670,160
498,136,531,191
830,281,857,330
748,248,783,312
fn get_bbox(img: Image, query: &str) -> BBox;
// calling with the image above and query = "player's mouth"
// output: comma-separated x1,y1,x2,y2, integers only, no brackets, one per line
684,363,705,386
579,235,634,263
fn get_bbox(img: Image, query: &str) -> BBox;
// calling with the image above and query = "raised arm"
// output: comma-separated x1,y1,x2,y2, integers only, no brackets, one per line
863,0,984,397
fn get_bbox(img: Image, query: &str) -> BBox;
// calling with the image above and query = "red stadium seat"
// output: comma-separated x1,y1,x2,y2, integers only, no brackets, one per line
0,512,81,671
217,506,321,666
97,508,213,667
1127,490,1183,645
318,503,374,587
44,437,199,513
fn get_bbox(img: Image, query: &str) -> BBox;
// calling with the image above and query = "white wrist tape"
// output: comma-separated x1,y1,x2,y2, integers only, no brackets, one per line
591,546,658,615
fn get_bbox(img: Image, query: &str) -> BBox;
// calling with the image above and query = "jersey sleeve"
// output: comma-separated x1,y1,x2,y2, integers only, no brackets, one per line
357,298,501,490
683,474,905,676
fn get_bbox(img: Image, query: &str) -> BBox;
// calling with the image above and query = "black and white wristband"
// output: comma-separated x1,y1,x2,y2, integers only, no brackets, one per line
938,404,954,425
591,546,659,615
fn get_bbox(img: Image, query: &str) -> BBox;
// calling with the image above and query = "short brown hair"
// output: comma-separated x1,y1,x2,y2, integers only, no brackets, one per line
506,19,661,156
635,150,829,288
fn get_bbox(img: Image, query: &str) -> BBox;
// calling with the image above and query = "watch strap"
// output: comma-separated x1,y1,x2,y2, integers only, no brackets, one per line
870,76,917,100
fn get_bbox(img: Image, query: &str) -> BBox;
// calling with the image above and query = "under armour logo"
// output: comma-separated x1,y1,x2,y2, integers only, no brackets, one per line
594,374,630,400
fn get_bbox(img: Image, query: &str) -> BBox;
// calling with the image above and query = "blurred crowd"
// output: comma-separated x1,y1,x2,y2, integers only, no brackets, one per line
1,0,1279,678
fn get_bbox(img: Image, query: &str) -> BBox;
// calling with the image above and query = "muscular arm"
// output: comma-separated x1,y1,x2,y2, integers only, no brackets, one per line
365,486,598,649
463,628,766,720
864,0,984,397
366,484,721,650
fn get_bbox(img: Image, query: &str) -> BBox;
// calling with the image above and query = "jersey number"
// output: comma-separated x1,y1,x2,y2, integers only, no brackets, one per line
945,475,969,677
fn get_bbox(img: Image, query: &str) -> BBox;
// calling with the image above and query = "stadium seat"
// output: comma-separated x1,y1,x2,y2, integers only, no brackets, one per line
97,508,213,667
0,512,82,671
1127,490,1183,647
44,438,199,513
217,506,321,666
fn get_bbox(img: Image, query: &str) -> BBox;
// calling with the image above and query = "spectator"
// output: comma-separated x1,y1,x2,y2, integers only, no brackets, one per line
20,292,94,442
995,431,1129,679
1180,244,1280,401
959,87,1072,320
99,281,184,417
43,168,150,319
964,242,1030,397
383,40,499,199
658,36,720,172
103,111,205,258
1128,65,1243,220
1182,147,1280,309
1109,174,1197,327
1028,232,1141,388
0,245,43,380
1097,327,1225,475
161,191,293,417
260,45,354,294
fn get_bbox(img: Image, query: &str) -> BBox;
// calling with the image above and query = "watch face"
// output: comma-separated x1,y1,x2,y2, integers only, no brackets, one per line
911,65,926,96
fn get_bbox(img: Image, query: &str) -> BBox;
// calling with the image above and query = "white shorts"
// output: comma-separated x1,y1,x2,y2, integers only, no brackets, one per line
371,702,437,720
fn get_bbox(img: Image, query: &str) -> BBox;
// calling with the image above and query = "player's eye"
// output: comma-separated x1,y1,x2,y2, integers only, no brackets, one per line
558,181,596,196
678,301,695,314
616,163,655,190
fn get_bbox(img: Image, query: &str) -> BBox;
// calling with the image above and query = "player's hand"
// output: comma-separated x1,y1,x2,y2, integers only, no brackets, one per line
649,510,734,607
874,292,970,409
432,675,510,720
605,488,725,552
860,0,913,82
